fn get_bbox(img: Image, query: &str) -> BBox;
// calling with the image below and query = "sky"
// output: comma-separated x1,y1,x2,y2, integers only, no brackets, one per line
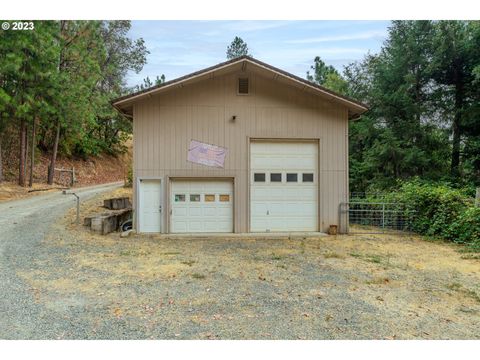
126,20,391,87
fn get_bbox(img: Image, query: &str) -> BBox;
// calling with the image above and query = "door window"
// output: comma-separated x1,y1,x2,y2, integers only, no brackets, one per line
175,194,186,202
286,173,298,182
205,194,215,202
302,173,314,182
219,194,230,202
190,194,201,202
270,173,282,182
254,173,266,182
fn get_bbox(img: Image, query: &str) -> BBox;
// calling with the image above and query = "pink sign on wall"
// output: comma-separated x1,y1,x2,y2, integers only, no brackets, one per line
187,140,228,168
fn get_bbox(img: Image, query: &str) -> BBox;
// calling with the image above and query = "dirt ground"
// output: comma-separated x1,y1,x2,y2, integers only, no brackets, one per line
16,188,480,339
0,182,62,202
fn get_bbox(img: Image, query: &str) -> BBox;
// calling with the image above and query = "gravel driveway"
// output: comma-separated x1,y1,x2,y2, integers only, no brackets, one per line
1,186,480,339
0,182,122,339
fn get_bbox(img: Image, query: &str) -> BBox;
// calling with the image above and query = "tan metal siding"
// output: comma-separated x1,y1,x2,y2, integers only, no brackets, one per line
134,70,348,233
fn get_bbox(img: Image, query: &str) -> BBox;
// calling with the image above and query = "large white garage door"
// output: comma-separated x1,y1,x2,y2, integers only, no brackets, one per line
250,141,318,232
170,180,233,233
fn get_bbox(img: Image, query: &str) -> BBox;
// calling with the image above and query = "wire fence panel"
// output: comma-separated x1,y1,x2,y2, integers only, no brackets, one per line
339,201,416,235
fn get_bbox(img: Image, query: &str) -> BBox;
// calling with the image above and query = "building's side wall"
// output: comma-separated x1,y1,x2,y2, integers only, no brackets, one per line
133,70,349,233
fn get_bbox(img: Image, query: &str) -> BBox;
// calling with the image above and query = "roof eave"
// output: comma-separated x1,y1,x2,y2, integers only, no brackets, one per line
111,55,369,118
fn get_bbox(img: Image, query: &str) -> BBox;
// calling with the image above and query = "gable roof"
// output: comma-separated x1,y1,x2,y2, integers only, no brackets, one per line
112,55,368,119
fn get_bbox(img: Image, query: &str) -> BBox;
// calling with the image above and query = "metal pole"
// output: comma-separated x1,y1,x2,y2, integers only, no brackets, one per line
476,188,480,207
74,193,79,225
346,203,350,234
63,191,80,225
382,202,385,233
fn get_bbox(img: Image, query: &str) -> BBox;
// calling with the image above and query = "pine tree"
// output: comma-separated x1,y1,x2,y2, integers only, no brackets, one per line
0,20,148,185
0,21,59,186
306,56,340,85
226,36,250,59
133,74,166,92
430,21,480,181
344,21,451,191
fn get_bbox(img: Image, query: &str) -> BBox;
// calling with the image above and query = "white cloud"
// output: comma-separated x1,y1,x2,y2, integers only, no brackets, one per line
223,20,293,33
257,47,368,62
286,30,388,44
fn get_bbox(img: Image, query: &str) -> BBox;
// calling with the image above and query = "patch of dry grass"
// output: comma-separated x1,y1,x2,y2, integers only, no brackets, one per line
323,252,346,259
0,182,60,202
365,277,391,285
191,273,206,280
16,186,480,339
446,283,480,303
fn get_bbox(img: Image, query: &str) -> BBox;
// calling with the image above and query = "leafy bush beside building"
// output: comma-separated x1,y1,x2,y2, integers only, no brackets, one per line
383,180,479,250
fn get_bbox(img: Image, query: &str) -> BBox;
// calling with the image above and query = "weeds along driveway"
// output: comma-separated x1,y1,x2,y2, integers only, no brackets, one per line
8,188,480,340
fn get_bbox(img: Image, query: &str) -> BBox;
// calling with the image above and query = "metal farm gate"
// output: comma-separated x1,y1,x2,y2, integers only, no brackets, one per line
339,200,416,234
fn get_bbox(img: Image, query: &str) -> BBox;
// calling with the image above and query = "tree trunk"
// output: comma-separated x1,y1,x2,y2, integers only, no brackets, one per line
48,21,67,185
19,120,26,186
24,123,29,181
37,126,47,151
29,117,37,187
0,137,3,183
451,115,461,178
451,80,463,179
48,120,60,185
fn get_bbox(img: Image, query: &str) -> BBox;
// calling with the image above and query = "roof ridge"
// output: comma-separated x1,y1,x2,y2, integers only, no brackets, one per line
111,56,368,115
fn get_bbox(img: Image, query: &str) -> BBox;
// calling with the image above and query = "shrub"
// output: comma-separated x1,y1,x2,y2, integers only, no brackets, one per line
449,207,480,251
372,179,479,250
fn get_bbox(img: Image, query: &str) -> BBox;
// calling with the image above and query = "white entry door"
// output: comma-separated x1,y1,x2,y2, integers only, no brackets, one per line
170,180,233,233
139,179,162,233
250,141,318,232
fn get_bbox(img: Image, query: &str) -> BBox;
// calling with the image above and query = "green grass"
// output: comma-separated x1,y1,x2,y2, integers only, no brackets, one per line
465,290,480,303
348,252,395,269
181,260,196,266
191,273,206,280
365,255,383,264
460,254,480,260
119,249,151,257
446,282,463,291
324,252,345,259
446,282,480,303
300,240,306,254
349,252,383,264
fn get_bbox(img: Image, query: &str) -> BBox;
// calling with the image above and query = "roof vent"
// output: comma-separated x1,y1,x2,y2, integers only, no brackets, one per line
238,77,249,95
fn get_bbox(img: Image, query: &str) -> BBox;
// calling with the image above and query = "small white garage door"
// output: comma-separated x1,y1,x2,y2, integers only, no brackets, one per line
139,179,162,233
250,141,318,232
170,180,233,233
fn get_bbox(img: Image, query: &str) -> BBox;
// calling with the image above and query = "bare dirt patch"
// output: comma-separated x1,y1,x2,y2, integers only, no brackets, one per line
17,188,480,339
0,182,61,202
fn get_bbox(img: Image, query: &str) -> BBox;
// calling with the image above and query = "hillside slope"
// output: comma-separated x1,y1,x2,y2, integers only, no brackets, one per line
0,141,132,202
